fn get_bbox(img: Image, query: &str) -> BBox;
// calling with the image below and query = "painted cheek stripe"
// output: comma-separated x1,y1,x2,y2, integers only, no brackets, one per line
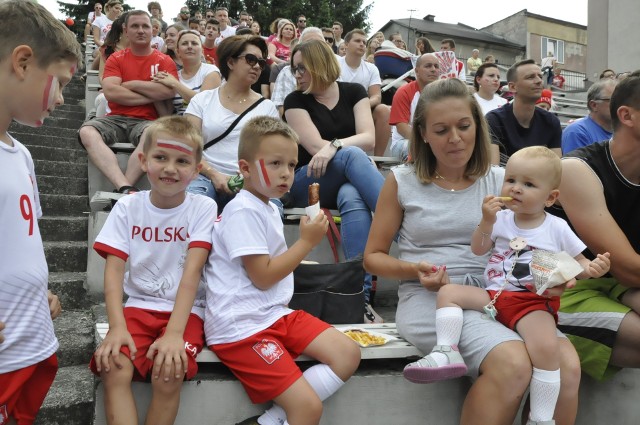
157,139,194,154
42,75,58,111
256,159,271,188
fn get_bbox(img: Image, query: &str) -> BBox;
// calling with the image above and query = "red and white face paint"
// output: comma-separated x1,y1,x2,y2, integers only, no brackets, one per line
156,139,194,155
42,75,59,113
255,159,271,188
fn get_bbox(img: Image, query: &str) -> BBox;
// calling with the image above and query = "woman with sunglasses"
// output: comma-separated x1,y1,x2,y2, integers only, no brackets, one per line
268,19,296,65
153,30,221,115
185,35,279,211
284,40,385,322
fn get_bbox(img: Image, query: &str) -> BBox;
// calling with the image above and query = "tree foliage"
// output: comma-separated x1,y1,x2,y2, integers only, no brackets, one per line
56,0,132,36
187,0,372,34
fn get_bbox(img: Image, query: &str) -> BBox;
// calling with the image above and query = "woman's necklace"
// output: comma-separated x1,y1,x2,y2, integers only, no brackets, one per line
434,171,463,192
223,86,248,104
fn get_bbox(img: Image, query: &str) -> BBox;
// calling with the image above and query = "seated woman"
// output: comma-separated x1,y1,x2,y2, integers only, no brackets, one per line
363,78,581,425
153,29,221,115
473,63,507,114
268,19,295,65
162,24,186,69
284,40,385,322
185,35,278,211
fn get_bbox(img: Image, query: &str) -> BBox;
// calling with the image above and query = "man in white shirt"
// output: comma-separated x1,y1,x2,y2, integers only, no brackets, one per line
440,38,467,81
332,21,344,45
84,2,102,44
337,28,390,155
214,6,236,46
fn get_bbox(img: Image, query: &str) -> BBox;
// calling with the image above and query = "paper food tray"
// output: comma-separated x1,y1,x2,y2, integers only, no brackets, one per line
335,326,399,347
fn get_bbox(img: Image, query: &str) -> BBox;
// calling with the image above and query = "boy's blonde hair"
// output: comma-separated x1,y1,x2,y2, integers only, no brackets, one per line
0,0,82,68
509,146,562,189
142,116,204,162
238,116,299,161
290,40,341,93
410,78,491,183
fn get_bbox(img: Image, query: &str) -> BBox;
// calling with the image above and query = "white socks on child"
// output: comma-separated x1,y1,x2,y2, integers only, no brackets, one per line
258,364,345,425
430,307,464,366
529,367,561,422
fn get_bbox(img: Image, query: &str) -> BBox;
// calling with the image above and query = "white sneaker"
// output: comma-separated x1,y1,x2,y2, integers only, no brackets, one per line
526,420,555,425
364,303,383,323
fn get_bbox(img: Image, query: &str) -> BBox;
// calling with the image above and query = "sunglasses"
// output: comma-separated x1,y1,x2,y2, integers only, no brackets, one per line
206,14,214,18
298,19,306,23
237,53,267,69
324,37,334,43
291,64,307,76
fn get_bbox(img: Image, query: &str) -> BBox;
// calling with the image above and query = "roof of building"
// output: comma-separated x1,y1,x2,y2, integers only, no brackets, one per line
380,15,524,50
484,9,587,31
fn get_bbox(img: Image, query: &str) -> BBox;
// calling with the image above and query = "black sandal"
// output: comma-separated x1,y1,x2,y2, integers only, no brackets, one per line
110,185,140,208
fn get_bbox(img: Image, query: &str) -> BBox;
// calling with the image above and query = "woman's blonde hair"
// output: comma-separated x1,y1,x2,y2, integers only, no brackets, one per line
410,78,491,183
290,39,340,93
277,19,294,40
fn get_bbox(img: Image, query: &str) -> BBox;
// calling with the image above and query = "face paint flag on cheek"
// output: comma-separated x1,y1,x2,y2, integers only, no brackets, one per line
157,139,194,154
255,159,271,188
42,75,59,112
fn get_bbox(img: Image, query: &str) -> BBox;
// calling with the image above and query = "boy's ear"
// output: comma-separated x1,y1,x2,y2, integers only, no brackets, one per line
138,152,148,172
238,159,250,177
12,45,35,79
545,189,560,207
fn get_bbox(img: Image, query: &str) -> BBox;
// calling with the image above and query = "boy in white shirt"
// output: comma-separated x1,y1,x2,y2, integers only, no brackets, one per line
0,2,81,423
91,116,217,425
205,117,360,425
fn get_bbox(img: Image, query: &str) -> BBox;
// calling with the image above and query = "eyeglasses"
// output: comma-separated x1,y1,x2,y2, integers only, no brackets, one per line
324,37,334,43
236,53,267,69
206,14,214,18
291,64,307,76
180,10,189,14
298,19,306,23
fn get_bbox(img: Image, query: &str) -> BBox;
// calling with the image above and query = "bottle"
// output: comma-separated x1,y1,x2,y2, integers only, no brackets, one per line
227,174,244,193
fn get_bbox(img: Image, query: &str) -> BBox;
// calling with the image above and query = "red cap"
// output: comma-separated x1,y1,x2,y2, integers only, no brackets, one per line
536,89,553,106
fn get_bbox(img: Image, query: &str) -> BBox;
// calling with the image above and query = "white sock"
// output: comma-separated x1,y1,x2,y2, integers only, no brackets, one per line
258,365,344,425
430,307,463,366
529,367,561,421
303,364,345,401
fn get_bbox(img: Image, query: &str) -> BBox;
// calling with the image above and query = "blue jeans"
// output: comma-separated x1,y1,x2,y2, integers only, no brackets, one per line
289,147,384,302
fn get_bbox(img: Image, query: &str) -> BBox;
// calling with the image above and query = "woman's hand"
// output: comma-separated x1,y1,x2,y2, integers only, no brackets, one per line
417,261,450,291
209,170,234,195
307,143,338,178
152,71,179,88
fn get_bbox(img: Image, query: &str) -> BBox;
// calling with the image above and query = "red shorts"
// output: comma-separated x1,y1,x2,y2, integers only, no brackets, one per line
487,290,560,330
211,310,331,403
90,307,205,380
0,354,58,425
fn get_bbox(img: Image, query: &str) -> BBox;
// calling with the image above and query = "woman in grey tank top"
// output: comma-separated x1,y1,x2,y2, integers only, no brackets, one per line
364,79,581,425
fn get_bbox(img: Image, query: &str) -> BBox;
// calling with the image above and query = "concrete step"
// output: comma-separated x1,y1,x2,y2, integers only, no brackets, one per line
38,175,88,196
49,272,91,311
35,159,87,179
55,103,86,114
10,133,83,151
36,365,94,425
41,194,89,216
27,145,88,163
8,123,78,139
51,108,85,122
39,216,88,242
54,309,94,367
44,241,88,273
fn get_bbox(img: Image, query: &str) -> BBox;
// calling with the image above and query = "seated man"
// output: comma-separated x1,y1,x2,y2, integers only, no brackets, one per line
78,10,177,193
388,53,439,160
338,29,390,156
562,78,617,154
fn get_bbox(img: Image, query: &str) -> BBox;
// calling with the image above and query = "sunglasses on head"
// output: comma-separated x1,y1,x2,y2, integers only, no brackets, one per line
236,53,266,69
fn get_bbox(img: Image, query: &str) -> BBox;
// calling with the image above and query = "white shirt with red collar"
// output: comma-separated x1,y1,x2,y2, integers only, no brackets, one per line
94,191,217,318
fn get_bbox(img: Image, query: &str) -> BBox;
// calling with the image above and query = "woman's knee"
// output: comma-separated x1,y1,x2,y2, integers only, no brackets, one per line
481,341,531,392
337,183,367,212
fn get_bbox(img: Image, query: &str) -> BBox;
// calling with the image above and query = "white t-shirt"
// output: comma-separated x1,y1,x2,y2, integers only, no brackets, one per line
391,90,420,150
185,87,279,176
337,56,381,90
151,35,165,51
0,136,58,373
473,92,507,115
94,191,217,318
173,63,221,115
204,190,293,345
484,210,586,292
214,26,237,46
92,15,113,42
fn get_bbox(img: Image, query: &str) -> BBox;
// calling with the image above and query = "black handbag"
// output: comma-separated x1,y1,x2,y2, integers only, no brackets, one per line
290,257,365,324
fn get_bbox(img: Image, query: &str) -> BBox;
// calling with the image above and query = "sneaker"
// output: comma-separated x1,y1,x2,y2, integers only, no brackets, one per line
526,420,555,425
235,415,261,425
364,303,383,324
403,344,468,384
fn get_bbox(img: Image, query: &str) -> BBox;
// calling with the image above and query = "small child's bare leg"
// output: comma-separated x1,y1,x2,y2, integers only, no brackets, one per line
101,354,137,425
272,377,323,425
145,364,185,425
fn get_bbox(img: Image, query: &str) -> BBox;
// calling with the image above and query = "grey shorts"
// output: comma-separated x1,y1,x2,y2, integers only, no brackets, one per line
79,115,151,147
396,281,565,379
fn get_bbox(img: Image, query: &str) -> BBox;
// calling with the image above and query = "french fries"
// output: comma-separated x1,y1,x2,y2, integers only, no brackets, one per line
496,196,513,201
343,329,387,346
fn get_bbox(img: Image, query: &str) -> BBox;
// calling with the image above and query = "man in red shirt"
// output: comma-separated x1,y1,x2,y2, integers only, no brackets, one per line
202,19,219,65
78,10,177,193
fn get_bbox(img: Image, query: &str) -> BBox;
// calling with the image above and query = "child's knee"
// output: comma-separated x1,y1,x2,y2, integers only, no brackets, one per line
151,374,184,398
287,393,323,422
101,356,134,387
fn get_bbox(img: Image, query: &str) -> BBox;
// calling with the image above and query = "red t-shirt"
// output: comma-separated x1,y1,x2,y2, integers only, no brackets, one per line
103,48,178,120
203,46,217,65
389,80,421,125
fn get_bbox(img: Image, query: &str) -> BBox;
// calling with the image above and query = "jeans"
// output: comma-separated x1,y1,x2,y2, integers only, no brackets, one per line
187,174,235,212
289,147,384,302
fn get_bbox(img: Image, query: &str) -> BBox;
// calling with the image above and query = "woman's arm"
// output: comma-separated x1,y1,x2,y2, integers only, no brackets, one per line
560,158,640,287
268,42,285,65
342,97,375,151
200,71,222,92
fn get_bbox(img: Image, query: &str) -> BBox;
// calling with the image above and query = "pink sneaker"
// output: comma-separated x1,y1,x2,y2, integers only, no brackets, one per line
403,344,468,384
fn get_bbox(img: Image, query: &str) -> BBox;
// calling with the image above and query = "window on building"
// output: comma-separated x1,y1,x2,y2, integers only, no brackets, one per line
541,37,564,64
